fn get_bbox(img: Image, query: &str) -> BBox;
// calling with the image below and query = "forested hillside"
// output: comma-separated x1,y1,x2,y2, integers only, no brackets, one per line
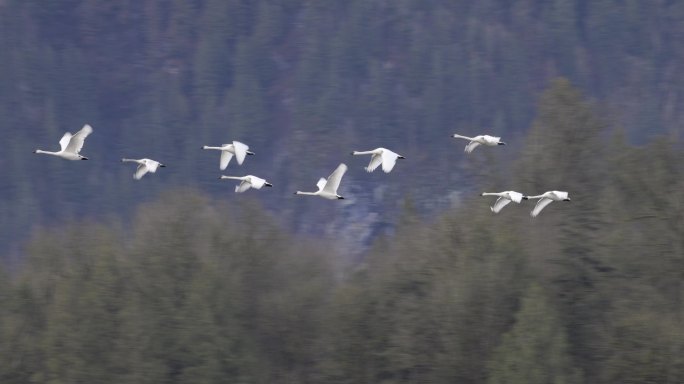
1,2,684,381
2,0,684,258
1,80,683,382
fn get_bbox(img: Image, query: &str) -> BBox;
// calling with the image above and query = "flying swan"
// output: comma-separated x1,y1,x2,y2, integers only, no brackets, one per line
351,147,405,173
121,158,166,180
34,124,93,160
481,191,524,213
452,133,505,153
295,163,348,200
219,175,272,193
202,141,254,170
523,191,571,217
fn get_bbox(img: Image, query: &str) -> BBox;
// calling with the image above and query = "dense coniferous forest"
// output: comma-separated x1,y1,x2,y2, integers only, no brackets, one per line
1,1,683,383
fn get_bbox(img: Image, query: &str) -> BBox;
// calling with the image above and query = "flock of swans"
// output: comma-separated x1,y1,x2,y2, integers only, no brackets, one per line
33,124,571,217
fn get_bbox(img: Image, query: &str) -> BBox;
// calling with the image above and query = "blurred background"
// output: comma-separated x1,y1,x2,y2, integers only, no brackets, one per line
1,1,683,383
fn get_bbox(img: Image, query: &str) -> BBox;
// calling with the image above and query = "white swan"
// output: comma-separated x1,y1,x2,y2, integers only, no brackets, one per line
34,124,93,160
523,191,571,217
351,147,405,173
121,158,166,180
295,163,348,200
481,191,524,213
452,133,505,153
202,141,254,170
219,175,272,193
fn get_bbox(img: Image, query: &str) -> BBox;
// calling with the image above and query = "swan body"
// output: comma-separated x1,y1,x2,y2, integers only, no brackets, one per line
523,191,571,217
295,163,348,200
219,175,272,193
121,158,166,180
351,147,405,173
34,124,93,160
452,133,505,153
202,141,254,170
481,191,524,213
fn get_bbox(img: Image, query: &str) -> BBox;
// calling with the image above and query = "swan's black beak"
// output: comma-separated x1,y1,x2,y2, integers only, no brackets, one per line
522,196,529,200
81,157,89,160
480,193,485,196
398,156,405,159
350,152,355,155
33,150,38,153
498,142,506,145
160,164,166,167
247,151,255,156
564,198,571,201
265,183,273,187
337,196,345,199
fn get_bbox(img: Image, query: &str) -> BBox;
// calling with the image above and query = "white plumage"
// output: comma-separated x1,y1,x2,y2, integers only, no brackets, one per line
34,124,93,160
452,133,505,153
351,148,405,173
295,163,348,200
219,175,272,193
523,191,571,217
202,141,254,170
121,158,166,180
481,191,524,213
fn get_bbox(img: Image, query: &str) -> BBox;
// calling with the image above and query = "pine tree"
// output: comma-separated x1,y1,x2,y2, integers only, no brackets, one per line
487,284,582,384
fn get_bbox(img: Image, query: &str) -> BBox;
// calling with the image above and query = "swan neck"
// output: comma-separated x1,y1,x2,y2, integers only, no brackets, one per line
481,192,502,197
452,134,473,140
203,146,222,150
35,149,58,155
296,191,317,196
352,150,374,155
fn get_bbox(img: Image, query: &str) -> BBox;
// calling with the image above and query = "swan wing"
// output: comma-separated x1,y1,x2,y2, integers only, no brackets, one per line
323,163,347,194
381,151,399,173
531,197,554,217
508,191,523,204
65,124,93,154
235,180,252,193
491,197,512,213
220,151,234,170
465,141,481,153
232,141,249,165
366,153,383,173
316,178,327,191
134,164,149,180
59,132,72,151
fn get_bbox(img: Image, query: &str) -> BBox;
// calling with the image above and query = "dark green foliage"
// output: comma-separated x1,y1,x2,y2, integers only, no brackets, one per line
1,2,684,383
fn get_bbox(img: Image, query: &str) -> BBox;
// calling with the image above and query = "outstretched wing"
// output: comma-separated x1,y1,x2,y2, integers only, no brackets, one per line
59,132,72,151
380,151,399,173
232,141,249,165
235,180,252,193
464,141,481,154
323,163,347,194
65,124,93,154
220,151,234,170
366,153,383,173
134,164,149,180
531,197,554,218
316,178,327,191
491,197,512,213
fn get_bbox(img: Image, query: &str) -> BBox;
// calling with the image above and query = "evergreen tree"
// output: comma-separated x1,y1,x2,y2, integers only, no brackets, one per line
487,284,582,384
